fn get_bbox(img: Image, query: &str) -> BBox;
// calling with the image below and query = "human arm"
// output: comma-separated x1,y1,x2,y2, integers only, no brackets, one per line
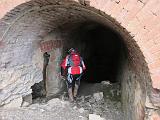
81,58,86,71
60,55,69,76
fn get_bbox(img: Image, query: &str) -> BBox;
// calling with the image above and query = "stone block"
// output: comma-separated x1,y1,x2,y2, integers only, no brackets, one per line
84,0,90,6
89,114,105,120
145,95,158,109
22,94,32,107
101,81,111,85
150,89,160,107
93,92,103,101
149,60,160,70
151,74,160,89
78,107,85,113
3,97,22,108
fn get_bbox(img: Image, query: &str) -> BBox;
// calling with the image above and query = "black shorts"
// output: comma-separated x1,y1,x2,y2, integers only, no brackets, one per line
66,74,81,88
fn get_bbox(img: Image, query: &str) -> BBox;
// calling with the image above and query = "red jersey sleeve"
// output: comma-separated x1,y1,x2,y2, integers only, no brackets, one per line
60,56,68,69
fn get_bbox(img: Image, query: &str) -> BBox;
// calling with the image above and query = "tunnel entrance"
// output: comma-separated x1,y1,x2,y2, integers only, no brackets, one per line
0,1,151,119
30,22,126,112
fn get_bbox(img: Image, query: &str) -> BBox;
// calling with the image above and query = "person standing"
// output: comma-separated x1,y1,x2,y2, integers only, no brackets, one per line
60,48,86,102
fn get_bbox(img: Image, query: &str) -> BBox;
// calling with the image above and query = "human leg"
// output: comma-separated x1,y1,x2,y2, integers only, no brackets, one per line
73,74,81,98
73,83,79,98
66,74,74,102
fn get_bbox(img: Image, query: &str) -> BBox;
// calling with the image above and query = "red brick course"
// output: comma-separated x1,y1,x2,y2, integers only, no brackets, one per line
0,0,30,19
40,40,62,52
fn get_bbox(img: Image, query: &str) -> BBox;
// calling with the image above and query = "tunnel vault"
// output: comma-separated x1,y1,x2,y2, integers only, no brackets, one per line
0,0,159,120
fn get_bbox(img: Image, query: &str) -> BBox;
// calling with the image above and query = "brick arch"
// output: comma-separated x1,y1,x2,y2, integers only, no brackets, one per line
0,0,159,89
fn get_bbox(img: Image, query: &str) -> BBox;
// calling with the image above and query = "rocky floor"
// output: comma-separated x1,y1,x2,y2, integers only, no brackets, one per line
0,81,123,120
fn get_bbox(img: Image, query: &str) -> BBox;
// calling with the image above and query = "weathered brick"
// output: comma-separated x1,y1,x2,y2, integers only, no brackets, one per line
151,51,160,61
148,42,160,54
93,0,105,9
111,4,123,18
141,50,154,63
126,17,142,36
150,65,160,75
116,8,128,25
89,0,98,8
108,0,128,19
149,60,160,70
0,21,9,38
151,74,160,89
134,27,149,42
0,0,31,19
100,0,115,15
145,24,160,41
125,0,159,33
120,1,143,26
153,38,160,45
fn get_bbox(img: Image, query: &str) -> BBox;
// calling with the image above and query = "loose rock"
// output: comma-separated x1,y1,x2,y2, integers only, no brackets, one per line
93,92,103,101
89,114,105,120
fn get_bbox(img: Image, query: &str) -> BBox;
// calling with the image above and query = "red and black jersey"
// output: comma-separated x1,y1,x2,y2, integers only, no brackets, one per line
61,52,86,75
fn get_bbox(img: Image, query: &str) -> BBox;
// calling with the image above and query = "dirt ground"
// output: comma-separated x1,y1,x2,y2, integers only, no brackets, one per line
0,81,123,120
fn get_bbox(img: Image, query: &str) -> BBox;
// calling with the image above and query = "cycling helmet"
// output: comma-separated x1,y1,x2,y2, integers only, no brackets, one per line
68,48,76,54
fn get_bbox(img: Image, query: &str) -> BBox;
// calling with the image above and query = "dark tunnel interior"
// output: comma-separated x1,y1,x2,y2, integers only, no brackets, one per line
64,22,126,83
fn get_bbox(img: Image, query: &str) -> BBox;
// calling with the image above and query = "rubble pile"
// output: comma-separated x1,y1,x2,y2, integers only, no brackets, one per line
75,92,122,120
0,81,123,120
60,81,123,120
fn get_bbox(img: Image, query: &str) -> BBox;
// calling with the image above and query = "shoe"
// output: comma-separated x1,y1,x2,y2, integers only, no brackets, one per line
73,97,77,102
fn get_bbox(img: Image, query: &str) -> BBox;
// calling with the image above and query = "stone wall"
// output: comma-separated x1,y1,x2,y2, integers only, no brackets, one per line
121,61,146,120
111,29,152,120
0,36,43,107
